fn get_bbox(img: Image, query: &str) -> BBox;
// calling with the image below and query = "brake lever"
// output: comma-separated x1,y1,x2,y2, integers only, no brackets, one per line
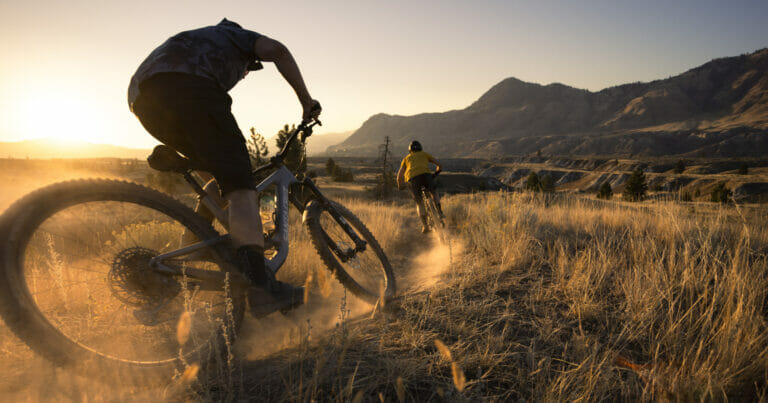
300,119,322,143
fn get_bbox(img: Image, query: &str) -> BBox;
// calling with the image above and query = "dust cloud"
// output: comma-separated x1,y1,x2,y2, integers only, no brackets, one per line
238,282,375,360
237,233,462,360
402,235,463,293
0,165,121,213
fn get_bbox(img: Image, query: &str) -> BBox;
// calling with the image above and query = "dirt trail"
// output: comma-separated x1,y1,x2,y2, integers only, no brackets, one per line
237,221,460,361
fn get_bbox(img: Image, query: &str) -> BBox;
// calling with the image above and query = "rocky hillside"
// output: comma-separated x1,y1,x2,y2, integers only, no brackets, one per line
305,130,352,156
329,48,768,158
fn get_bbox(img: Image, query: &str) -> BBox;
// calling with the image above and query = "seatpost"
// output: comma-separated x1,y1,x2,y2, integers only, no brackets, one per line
182,171,207,197
182,170,229,228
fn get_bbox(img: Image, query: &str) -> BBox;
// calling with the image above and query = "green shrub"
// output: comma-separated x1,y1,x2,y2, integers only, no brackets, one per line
710,183,732,204
332,167,355,182
525,172,540,192
674,159,686,174
738,164,749,175
596,182,612,200
325,158,337,176
540,175,555,193
623,168,647,202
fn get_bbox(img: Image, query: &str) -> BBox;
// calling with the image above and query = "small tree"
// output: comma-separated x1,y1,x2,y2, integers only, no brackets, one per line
738,163,749,175
332,166,355,182
710,182,732,204
247,128,269,167
540,175,555,193
275,124,306,173
525,172,540,192
623,168,647,202
596,181,612,200
325,158,337,176
372,136,397,199
325,158,354,182
674,159,685,174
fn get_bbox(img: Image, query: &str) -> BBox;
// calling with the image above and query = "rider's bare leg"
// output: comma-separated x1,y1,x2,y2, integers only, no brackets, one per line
228,188,271,287
415,198,428,230
229,188,303,314
227,189,264,248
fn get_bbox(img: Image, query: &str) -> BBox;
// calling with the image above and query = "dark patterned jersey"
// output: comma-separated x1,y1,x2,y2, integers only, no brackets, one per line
128,19,262,109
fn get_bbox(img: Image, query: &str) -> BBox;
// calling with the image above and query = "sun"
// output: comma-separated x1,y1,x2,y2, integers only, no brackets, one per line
16,87,107,144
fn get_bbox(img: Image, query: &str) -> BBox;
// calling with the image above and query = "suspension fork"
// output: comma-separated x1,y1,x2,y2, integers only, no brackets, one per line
297,177,368,255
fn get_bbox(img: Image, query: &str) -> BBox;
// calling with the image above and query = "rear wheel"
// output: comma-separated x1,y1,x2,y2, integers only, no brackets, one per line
0,179,245,384
422,190,447,242
304,201,396,304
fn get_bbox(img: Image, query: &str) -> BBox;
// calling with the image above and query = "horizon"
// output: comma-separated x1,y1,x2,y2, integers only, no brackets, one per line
1,0,767,149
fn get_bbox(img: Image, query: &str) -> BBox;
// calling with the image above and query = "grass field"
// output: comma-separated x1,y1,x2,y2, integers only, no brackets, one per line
0,159,767,401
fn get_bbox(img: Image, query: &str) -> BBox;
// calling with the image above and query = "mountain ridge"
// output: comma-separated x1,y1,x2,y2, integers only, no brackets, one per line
330,48,768,157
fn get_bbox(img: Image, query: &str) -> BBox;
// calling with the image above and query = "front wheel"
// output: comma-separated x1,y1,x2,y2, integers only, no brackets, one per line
304,201,396,304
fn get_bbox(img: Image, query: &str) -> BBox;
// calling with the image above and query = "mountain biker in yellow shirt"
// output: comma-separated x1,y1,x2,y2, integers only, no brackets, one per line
396,141,444,233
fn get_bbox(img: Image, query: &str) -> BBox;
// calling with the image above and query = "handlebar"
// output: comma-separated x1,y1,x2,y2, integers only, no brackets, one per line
277,118,321,160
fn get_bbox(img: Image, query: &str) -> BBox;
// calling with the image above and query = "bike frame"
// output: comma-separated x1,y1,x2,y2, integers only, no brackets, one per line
148,121,367,284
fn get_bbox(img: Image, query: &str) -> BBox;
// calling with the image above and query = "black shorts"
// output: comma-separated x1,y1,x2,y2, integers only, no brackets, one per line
132,73,253,196
408,173,436,202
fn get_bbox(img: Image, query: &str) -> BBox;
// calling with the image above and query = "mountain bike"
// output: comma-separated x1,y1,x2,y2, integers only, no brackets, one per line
0,119,395,383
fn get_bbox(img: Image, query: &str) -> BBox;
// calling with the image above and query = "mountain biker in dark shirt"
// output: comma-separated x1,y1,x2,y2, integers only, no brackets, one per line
396,140,444,233
128,18,321,316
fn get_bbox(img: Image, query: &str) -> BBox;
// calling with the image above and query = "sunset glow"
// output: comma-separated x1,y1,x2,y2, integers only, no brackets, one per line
1,0,767,151
15,88,108,144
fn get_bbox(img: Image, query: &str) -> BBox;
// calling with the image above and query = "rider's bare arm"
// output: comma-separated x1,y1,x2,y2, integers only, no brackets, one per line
428,156,442,174
254,36,320,121
396,162,406,188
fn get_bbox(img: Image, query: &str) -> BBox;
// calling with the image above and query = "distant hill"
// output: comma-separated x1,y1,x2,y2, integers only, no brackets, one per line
305,130,352,156
329,48,768,158
0,139,151,159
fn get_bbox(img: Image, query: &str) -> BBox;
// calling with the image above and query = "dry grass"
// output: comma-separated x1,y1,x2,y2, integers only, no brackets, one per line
221,192,768,401
2,160,767,401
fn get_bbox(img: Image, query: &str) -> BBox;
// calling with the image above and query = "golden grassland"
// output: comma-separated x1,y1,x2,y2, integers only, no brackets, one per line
0,159,767,401
224,192,768,401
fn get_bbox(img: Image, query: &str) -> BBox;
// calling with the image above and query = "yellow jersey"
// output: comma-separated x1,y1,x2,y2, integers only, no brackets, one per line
399,151,434,182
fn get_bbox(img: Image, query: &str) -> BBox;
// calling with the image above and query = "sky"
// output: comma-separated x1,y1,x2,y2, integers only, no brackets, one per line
1,0,767,149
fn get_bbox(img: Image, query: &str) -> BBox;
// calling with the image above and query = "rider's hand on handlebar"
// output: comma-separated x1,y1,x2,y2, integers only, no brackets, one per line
302,99,322,123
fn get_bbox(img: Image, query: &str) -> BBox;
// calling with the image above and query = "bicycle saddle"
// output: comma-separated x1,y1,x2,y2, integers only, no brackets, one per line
147,145,196,173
